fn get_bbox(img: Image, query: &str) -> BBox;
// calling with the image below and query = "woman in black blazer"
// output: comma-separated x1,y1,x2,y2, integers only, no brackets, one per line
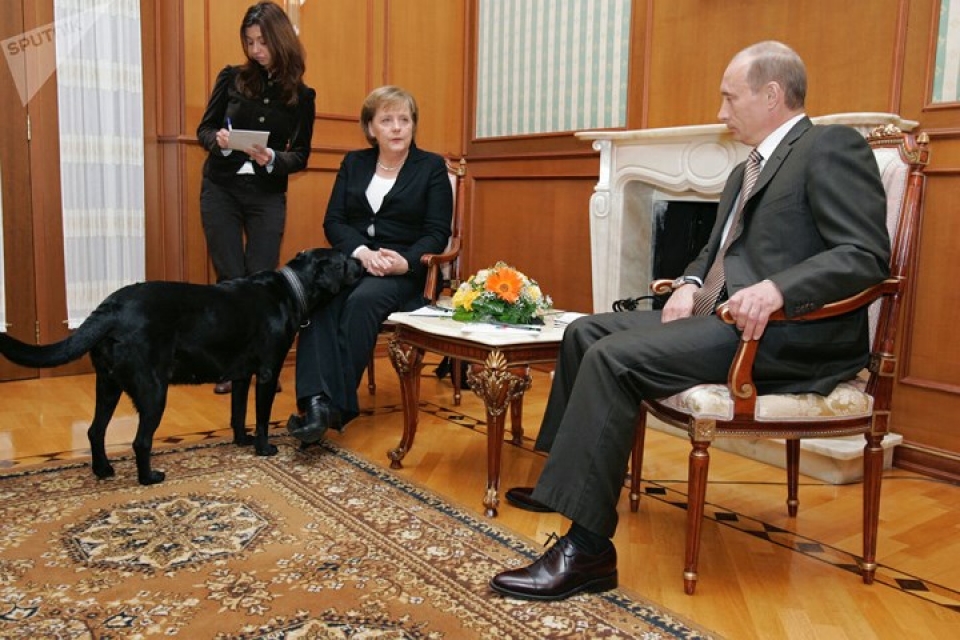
196,2,315,394
289,86,453,441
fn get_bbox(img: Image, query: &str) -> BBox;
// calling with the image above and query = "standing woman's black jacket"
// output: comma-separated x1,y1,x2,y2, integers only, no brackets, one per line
197,65,316,193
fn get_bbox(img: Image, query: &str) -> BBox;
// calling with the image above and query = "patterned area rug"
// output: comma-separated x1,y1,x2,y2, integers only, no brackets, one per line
0,437,719,639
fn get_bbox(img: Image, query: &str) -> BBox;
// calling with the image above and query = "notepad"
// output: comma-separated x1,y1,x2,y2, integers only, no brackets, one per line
226,128,269,151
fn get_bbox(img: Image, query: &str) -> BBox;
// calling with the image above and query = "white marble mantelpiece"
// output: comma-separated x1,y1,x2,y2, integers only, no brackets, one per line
576,112,918,313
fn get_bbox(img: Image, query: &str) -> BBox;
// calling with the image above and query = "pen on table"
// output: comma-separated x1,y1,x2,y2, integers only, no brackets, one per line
426,304,453,313
496,324,541,332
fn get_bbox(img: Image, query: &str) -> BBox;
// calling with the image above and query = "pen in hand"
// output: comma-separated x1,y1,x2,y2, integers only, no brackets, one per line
226,117,232,131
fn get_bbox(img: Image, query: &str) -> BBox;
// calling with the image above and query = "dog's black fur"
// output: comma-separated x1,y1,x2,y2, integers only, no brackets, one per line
0,248,362,485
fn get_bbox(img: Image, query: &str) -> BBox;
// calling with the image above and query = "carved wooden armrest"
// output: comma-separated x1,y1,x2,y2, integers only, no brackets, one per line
650,279,675,296
714,277,900,418
420,238,461,268
420,238,462,301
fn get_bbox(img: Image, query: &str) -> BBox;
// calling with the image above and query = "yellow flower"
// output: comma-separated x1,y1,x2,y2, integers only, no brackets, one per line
485,267,523,304
452,287,481,311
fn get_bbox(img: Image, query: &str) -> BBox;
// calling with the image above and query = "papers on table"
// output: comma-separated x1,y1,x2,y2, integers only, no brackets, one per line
409,304,454,317
226,128,269,151
551,311,587,326
460,322,543,335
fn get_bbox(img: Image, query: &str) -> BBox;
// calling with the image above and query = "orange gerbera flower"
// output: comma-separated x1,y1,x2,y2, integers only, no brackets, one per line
485,267,523,304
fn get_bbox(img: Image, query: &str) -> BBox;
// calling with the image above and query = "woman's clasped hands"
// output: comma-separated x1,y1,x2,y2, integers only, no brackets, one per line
355,246,409,277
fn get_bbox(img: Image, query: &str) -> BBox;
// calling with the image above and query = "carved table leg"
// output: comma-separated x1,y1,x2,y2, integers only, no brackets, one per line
508,365,530,445
467,351,531,517
386,337,424,469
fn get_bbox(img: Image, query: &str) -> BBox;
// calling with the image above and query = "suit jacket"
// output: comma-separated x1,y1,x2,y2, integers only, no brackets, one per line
323,145,453,280
683,118,890,394
197,65,316,193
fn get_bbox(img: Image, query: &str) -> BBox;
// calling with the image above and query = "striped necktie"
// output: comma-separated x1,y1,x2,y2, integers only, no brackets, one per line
692,148,763,316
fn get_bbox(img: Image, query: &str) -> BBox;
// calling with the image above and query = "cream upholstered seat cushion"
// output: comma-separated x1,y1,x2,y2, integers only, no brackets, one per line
657,379,873,422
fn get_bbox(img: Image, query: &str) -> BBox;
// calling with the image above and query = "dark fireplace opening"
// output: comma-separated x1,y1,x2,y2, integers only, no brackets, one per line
649,200,717,308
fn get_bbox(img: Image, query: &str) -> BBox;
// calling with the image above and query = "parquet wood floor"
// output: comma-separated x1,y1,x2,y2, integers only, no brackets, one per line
2,356,958,639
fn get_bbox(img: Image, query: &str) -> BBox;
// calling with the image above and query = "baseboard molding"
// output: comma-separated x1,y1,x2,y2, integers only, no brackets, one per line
894,443,960,483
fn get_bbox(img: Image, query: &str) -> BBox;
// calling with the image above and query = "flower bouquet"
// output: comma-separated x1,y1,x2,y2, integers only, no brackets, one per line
451,262,553,325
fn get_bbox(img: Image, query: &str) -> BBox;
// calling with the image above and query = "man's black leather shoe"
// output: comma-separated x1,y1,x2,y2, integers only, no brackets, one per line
287,394,341,444
505,486,555,513
489,536,618,600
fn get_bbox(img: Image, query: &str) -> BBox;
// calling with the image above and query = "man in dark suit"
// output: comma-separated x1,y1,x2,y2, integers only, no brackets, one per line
490,41,890,601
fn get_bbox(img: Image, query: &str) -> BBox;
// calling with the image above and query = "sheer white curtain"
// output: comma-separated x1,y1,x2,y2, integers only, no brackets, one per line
55,0,144,328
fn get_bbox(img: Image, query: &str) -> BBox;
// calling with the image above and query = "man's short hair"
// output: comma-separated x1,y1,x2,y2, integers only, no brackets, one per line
739,41,807,110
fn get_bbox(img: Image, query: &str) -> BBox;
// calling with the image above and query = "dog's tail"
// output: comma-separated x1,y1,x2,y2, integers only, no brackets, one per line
0,309,114,368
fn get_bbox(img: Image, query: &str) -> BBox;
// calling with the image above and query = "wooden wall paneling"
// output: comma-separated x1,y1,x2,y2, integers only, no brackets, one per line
298,0,375,116
466,164,597,314
205,0,252,93
154,0,189,281
883,0,960,479
164,0,209,284
902,170,960,390
143,0,191,283
0,0,38,381
182,2,212,138
901,0,960,129
643,0,902,129
181,147,211,284
891,155,960,480
627,0,652,128
383,0,467,157
281,169,336,259
140,0,162,281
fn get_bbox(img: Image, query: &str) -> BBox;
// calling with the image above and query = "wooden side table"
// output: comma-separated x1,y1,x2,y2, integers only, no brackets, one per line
385,313,564,516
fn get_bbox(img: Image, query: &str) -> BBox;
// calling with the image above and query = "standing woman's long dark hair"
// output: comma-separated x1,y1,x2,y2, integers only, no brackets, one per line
235,2,306,106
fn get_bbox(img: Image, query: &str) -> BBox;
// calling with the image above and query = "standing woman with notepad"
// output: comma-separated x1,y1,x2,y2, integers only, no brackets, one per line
196,2,315,394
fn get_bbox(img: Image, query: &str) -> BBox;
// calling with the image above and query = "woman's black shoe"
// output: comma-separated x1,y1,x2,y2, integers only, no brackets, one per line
287,394,341,444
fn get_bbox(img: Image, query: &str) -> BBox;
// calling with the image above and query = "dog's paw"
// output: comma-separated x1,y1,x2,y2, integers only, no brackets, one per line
93,463,116,479
233,433,255,446
256,443,279,457
138,470,166,485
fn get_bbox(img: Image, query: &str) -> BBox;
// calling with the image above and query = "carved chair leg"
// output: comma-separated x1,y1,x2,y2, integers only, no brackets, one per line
630,407,648,512
452,358,462,405
367,354,376,394
861,432,885,584
786,439,800,517
684,440,711,595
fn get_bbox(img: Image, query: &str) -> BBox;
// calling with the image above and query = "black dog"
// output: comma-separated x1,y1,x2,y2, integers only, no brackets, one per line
0,248,362,485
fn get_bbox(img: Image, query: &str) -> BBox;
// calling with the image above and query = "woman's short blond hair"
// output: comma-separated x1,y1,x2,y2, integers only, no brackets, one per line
359,85,419,146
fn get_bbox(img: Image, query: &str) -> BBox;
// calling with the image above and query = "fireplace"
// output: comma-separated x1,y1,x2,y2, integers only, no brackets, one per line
576,113,918,313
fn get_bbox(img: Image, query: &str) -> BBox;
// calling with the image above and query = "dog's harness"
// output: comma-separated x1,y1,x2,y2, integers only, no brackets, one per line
279,266,310,327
